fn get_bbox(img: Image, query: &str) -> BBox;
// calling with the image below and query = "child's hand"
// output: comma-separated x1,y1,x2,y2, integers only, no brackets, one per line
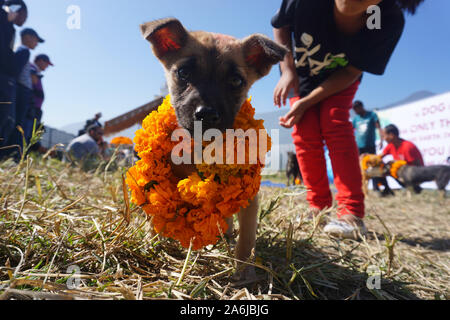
279,98,311,128
273,69,299,108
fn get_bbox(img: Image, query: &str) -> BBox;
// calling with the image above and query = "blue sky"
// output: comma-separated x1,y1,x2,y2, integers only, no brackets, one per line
20,0,450,129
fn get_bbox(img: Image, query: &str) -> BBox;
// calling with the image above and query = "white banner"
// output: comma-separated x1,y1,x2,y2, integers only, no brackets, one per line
377,91,450,189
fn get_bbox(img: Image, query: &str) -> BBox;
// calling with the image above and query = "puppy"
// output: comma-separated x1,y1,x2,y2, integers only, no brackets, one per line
286,151,301,186
140,18,287,282
360,154,384,197
383,162,450,198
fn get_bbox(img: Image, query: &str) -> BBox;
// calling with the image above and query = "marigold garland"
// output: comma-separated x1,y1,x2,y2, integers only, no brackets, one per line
126,95,271,250
111,136,133,145
390,160,407,179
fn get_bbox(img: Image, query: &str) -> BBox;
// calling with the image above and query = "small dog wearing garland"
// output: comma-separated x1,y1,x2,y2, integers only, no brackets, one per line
138,18,287,283
362,156,450,198
383,161,450,198
360,154,385,197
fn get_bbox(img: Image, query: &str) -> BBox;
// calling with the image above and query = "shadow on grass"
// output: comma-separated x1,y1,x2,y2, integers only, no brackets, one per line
398,237,450,252
251,233,421,300
369,229,450,253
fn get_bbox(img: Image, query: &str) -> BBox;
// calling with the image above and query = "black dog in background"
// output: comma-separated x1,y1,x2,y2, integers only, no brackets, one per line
384,162,450,198
286,151,302,186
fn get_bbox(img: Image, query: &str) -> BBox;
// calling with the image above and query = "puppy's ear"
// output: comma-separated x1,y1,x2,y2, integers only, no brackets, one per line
242,34,288,78
140,18,188,59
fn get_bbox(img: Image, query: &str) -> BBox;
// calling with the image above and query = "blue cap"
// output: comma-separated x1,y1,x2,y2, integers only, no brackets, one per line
20,28,45,43
35,54,53,66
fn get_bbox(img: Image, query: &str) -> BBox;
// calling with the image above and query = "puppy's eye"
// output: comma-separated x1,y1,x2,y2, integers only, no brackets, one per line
229,75,244,88
177,67,190,81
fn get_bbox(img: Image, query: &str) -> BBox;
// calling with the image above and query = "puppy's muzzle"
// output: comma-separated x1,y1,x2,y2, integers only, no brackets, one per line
194,106,220,125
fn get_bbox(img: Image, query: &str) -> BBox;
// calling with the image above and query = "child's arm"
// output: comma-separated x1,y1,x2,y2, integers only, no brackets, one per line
273,26,299,108
279,64,362,128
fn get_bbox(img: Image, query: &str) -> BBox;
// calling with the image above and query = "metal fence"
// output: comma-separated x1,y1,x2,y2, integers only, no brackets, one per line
40,126,75,149
262,143,296,175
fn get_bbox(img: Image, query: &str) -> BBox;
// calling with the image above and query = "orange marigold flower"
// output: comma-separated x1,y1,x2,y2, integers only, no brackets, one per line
111,136,133,145
126,95,271,250
390,160,407,179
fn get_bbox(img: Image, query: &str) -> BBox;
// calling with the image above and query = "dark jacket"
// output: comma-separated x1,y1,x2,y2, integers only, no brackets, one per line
0,6,16,77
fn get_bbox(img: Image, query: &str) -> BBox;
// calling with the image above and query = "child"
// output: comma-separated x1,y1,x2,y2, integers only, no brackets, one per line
25,54,53,148
8,27,44,156
0,0,27,158
272,0,424,238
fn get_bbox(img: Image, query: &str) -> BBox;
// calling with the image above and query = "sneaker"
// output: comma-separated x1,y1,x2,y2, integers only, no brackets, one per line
323,219,368,239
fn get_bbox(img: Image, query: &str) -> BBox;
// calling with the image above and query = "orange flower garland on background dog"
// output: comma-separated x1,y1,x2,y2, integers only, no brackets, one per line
390,160,407,179
126,96,271,250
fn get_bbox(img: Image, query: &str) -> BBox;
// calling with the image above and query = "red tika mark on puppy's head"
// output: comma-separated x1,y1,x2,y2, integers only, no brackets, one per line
245,52,263,66
153,27,183,55
245,45,267,70
141,19,188,59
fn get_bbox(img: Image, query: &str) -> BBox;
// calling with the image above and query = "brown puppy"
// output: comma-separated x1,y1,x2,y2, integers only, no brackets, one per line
140,18,287,282
360,154,385,197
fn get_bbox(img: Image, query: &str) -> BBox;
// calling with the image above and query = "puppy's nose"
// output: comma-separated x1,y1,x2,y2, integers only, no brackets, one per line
194,106,220,124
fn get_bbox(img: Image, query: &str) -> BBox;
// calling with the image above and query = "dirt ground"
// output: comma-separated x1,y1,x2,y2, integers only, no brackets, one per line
258,183,449,299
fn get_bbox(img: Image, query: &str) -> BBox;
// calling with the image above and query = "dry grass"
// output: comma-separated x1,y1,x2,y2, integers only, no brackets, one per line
0,156,448,300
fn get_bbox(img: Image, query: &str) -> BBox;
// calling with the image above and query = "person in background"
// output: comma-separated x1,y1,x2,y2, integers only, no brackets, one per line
352,101,382,153
99,140,112,160
25,54,54,151
382,124,424,166
78,113,103,136
66,124,104,163
0,0,27,159
271,0,424,238
7,27,44,158
352,100,394,196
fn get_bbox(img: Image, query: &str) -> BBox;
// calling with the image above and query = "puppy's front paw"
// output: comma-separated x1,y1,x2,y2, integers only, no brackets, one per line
231,266,258,286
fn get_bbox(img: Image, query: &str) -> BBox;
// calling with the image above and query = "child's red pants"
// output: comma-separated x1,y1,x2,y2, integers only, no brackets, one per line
290,81,364,219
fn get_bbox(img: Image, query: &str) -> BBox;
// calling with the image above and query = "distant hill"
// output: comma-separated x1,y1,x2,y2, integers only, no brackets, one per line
375,90,436,111
59,122,85,136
